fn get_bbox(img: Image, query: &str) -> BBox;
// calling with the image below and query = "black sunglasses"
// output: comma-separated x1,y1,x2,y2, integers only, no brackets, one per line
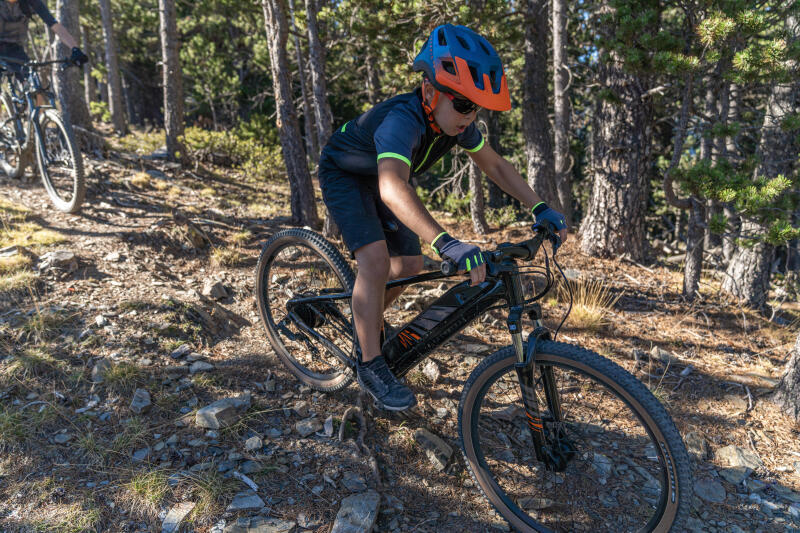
444,92,479,114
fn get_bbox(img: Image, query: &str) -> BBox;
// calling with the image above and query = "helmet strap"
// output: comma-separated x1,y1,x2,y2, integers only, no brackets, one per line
421,79,442,134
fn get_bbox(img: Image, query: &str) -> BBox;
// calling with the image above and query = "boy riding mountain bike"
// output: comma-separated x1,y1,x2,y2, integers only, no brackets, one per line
318,24,568,411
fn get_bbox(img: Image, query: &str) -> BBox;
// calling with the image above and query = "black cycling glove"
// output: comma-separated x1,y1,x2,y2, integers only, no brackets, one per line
70,47,89,67
432,232,485,272
532,202,567,231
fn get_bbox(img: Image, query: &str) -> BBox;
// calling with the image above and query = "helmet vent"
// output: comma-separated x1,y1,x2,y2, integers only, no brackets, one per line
479,42,491,55
456,35,470,50
441,60,456,75
489,70,497,88
437,29,447,46
468,65,480,85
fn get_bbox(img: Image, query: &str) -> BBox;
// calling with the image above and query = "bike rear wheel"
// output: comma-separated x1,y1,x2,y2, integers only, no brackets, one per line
0,93,23,178
35,108,85,213
255,228,357,391
459,342,691,532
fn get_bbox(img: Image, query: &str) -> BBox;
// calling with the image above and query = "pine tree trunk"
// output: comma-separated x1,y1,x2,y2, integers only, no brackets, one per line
487,110,506,208
305,0,332,148
262,0,319,228
684,199,705,299
289,2,318,164
551,0,572,225
522,0,557,208
722,17,797,309
770,332,800,421
158,0,187,163
53,0,91,131
579,60,651,261
469,160,489,235
98,0,127,135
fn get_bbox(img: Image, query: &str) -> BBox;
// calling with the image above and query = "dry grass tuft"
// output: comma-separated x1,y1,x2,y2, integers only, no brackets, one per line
103,363,142,394
181,469,239,522
557,278,622,331
0,269,37,293
0,254,32,274
125,470,170,517
211,246,245,267
130,172,152,188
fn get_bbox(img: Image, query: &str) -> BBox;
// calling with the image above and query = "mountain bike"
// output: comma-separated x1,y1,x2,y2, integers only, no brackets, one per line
255,225,692,532
0,57,85,213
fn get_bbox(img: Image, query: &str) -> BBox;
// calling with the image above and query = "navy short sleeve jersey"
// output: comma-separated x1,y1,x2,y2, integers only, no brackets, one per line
321,88,484,178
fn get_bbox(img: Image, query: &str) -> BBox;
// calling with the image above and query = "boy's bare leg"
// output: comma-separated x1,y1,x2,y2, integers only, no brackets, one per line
352,241,390,363
384,255,424,311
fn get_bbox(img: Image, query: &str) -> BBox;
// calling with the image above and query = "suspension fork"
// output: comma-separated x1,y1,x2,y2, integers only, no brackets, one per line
504,271,564,469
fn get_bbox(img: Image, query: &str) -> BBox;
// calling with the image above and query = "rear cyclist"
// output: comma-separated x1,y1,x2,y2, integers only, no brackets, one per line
0,0,88,79
318,24,568,411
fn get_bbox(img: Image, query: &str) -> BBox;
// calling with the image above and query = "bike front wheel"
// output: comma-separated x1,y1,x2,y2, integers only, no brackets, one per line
255,228,357,391
35,109,85,213
459,342,692,532
0,93,24,178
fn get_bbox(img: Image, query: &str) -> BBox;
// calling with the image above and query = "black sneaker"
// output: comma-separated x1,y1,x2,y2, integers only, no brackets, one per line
357,355,416,411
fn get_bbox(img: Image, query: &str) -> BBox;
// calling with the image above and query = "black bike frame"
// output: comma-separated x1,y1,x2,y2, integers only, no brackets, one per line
285,230,567,467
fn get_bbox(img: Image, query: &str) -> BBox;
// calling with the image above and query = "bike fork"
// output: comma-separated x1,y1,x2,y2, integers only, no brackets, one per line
505,271,567,470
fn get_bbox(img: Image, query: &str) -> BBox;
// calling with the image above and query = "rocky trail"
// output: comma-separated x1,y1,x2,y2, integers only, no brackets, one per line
1,140,800,532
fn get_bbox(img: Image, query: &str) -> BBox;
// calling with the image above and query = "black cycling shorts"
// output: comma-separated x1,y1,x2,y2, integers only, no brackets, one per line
318,154,421,258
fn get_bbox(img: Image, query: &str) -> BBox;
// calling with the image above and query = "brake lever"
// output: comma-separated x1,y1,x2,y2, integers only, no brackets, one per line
531,222,561,254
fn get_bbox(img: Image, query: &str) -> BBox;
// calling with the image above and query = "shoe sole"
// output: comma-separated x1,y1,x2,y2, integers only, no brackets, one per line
356,374,417,412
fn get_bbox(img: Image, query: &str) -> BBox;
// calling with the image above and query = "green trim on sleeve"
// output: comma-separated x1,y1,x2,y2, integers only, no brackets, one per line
377,152,411,167
464,137,485,153
340,122,348,133
531,201,546,213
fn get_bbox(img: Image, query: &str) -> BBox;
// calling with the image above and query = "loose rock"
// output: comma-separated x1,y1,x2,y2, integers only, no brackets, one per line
715,445,764,471
170,344,192,359
161,501,195,533
694,478,726,503
422,359,440,383
223,516,296,533
195,393,251,429
413,428,453,472
203,280,229,300
295,417,322,438
341,471,368,492
244,436,263,451
331,490,380,533
130,388,151,414
684,431,710,460
91,359,112,383
190,361,215,374
38,250,78,273
225,490,265,512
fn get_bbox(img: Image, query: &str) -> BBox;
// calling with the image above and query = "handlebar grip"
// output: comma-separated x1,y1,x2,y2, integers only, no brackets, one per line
440,260,457,275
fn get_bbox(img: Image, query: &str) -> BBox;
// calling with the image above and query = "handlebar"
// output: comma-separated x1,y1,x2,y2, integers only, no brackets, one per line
439,223,561,275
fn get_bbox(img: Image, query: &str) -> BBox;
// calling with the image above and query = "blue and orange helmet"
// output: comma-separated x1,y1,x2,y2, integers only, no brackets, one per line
413,24,511,112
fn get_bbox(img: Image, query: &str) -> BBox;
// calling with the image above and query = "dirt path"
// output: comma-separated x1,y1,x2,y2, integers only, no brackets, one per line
1,148,799,532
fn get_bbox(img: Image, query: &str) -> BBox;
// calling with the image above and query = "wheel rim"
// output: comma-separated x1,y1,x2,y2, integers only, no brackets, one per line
38,115,78,208
259,240,355,382
0,97,21,174
464,354,676,532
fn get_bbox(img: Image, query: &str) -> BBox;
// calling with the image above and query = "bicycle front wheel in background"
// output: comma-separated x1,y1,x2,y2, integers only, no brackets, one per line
0,93,23,178
35,109,85,213
255,228,357,392
459,341,692,532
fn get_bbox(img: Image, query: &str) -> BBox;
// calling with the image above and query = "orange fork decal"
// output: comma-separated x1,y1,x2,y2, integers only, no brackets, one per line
526,412,543,431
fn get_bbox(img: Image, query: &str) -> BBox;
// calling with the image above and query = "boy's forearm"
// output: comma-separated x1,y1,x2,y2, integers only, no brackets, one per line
51,23,78,49
379,173,444,245
487,158,542,210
